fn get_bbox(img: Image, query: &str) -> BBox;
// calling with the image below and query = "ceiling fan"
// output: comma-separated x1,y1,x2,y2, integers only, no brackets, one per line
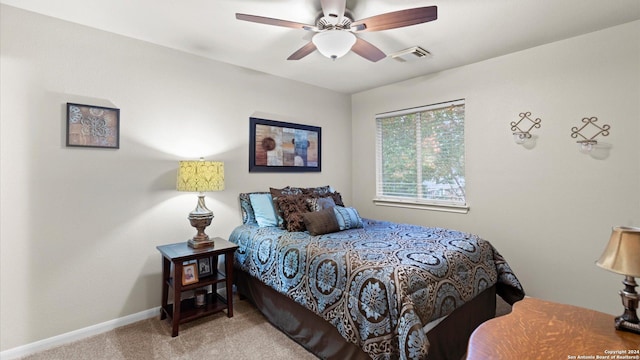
236,0,437,62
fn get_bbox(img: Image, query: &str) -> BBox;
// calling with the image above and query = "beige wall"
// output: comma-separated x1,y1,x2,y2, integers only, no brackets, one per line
351,21,640,316
0,5,352,351
2,2,639,353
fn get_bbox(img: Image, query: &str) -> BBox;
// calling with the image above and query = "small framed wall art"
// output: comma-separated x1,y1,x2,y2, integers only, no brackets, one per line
66,103,120,149
249,117,321,172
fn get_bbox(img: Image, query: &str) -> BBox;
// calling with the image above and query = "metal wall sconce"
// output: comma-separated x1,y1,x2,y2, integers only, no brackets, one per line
511,112,542,144
570,116,610,153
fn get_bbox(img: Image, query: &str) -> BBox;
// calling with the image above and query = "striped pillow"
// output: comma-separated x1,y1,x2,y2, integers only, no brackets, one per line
333,206,363,230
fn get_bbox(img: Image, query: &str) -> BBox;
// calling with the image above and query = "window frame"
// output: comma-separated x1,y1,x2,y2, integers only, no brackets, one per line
374,99,469,213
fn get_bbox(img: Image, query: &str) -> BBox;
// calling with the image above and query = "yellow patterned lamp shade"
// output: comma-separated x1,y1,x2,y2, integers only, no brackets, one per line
176,159,224,192
176,158,224,249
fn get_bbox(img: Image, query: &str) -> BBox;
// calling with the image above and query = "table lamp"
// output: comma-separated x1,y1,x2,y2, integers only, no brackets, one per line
596,226,640,334
176,158,224,248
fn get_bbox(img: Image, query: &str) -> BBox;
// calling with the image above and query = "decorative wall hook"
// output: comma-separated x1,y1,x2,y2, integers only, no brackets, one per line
570,117,610,152
511,112,542,144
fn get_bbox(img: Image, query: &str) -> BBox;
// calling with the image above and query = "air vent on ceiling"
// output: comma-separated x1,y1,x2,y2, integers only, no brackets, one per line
390,46,431,62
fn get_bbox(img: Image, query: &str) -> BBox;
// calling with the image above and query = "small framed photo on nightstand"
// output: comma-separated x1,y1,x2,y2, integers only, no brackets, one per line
182,263,198,285
198,257,212,277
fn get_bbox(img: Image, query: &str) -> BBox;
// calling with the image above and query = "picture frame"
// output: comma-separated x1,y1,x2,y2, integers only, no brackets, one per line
249,117,321,172
197,257,213,277
66,102,120,149
182,263,199,285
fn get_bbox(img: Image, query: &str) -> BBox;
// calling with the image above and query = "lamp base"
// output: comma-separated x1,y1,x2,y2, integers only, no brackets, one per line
186,194,214,249
614,275,640,334
188,237,215,249
615,318,640,334
187,216,214,248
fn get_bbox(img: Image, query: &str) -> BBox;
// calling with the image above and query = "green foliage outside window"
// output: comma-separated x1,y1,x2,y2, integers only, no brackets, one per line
377,101,465,205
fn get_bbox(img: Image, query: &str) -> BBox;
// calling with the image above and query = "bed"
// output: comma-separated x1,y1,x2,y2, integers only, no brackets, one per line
229,188,524,359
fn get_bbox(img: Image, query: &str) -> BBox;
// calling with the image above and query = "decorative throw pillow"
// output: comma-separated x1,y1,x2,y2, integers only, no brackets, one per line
329,191,345,207
302,207,340,236
239,193,254,224
271,186,344,228
270,186,304,228
301,185,332,197
249,193,278,227
239,192,270,224
306,196,336,212
276,194,311,232
333,206,364,230
304,186,346,206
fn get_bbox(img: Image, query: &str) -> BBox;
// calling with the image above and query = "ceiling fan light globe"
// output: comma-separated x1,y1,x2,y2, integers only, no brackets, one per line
312,30,356,60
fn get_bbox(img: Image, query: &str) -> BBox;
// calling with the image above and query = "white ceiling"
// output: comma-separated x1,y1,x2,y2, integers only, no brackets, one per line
2,0,639,94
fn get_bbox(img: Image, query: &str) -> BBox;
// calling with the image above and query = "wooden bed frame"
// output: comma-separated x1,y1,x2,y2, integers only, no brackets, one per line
235,268,497,360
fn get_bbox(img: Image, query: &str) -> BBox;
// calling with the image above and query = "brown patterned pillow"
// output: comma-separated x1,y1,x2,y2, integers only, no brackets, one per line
270,187,304,228
328,192,344,207
302,208,340,236
271,186,344,228
301,185,332,197
276,194,311,232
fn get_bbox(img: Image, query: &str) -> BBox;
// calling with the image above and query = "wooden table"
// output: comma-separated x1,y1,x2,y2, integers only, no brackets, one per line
157,238,238,337
467,297,640,359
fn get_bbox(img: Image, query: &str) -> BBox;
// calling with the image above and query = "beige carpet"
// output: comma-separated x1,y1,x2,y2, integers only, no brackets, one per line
18,295,512,360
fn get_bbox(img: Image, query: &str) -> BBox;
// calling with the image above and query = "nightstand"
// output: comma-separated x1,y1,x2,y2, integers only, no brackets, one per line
156,237,239,337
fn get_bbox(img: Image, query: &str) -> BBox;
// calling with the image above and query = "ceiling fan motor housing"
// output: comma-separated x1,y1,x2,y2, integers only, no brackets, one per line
316,12,353,30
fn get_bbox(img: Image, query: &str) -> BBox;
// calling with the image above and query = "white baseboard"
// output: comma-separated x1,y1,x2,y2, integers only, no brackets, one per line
0,307,160,360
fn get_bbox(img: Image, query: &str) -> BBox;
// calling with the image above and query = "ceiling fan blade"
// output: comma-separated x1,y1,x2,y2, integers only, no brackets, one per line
320,0,346,24
351,37,386,62
236,13,316,31
287,42,317,60
351,6,437,32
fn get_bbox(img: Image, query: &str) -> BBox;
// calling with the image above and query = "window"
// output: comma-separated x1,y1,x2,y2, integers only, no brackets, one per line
374,99,467,213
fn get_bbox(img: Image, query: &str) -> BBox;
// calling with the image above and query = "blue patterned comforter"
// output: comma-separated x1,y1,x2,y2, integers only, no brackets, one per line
229,219,524,359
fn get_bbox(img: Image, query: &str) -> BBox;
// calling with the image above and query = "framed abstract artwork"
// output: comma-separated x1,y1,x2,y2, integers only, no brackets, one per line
66,103,120,149
249,117,321,172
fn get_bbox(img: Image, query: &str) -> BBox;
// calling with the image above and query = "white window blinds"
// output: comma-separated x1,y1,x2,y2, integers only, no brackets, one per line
375,99,466,208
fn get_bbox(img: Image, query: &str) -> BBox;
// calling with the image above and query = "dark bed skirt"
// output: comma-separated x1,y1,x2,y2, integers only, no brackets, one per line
234,268,497,360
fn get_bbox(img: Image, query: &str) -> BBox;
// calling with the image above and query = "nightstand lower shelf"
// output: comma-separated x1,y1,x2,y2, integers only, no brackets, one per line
160,292,228,324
